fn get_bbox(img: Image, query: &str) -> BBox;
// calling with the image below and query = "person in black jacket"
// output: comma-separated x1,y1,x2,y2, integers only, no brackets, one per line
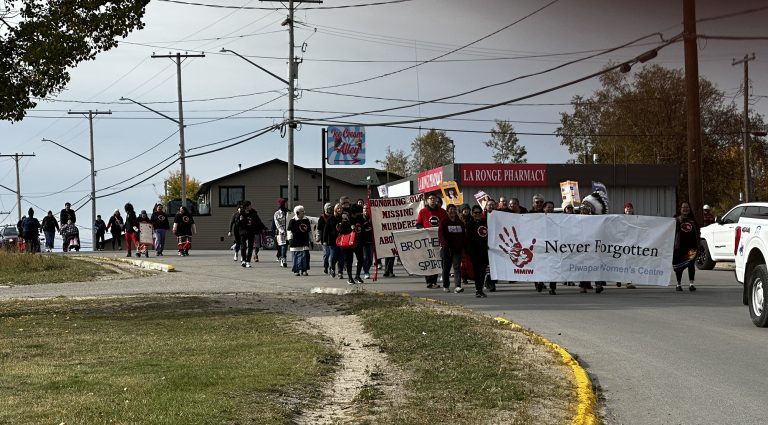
466,205,490,298
317,202,332,274
22,209,41,254
41,210,59,252
107,210,124,250
60,202,76,226
324,203,345,279
287,205,312,275
124,203,139,257
150,204,170,256
94,215,107,251
673,201,700,292
237,201,266,267
228,202,243,262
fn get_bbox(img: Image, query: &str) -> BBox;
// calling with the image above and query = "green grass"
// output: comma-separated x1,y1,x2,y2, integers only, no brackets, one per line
344,293,572,424
0,251,114,285
0,297,337,425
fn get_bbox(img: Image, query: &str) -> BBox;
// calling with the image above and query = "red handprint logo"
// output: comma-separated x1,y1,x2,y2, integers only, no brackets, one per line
498,226,536,268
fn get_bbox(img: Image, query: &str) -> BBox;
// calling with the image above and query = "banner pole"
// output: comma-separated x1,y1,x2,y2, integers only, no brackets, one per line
321,128,327,206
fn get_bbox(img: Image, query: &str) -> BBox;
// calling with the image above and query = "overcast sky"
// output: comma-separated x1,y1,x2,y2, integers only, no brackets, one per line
1,0,767,236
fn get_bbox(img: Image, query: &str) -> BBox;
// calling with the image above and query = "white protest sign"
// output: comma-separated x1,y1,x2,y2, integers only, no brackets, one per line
487,212,675,285
369,193,424,257
392,228,442,276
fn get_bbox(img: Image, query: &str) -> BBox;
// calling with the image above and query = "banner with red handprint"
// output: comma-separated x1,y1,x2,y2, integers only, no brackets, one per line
487,212,676,285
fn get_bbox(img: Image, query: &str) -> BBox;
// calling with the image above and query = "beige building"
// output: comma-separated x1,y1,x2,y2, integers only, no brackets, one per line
192,158,393,249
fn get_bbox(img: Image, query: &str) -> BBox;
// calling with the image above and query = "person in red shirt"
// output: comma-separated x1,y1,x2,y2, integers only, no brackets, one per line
439,204,467,293
417,192,447,288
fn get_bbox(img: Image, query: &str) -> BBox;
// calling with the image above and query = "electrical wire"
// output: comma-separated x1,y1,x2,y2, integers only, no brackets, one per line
156,0,411,10
304,0,562,91
186,124,280,151
697,5,768,23
25,174,92,199
697,35,768,41
96,129,180,172
185,125,279,158
185,93,286,126
97,152,179,193
305,33,678,122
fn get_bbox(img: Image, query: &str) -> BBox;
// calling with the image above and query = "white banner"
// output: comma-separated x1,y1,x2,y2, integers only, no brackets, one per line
488,213,675,285
392,228,442,276
370,194,424,257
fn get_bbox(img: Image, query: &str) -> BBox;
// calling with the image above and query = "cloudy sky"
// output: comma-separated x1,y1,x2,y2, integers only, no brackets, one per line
1,0,767,241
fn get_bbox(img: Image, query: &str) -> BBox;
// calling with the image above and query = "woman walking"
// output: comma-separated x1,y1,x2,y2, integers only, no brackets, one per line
41,210,59,252
123,203,139,257
673,201,700,292
107,210,124,250
287,205,312,276
151,204,170,256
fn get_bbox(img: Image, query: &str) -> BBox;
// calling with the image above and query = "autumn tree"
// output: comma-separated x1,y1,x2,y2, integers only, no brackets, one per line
556,64,766,211
409,129,454,173
485,120,527,163
161,170,201,205
1,0,150,121
380,146,409,179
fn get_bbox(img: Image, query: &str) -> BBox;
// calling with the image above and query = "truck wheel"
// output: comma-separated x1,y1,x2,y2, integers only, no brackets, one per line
748,264,768,327
696,240,716,270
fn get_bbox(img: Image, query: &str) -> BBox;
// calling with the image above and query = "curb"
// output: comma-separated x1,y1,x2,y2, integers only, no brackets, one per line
495,317,597,425
87,256,176,273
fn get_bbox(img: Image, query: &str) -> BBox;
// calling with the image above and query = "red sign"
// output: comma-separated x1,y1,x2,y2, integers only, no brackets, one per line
417,166,444,193
460,164,547,187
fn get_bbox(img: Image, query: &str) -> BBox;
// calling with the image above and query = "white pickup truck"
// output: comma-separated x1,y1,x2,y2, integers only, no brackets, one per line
697,203,768,269
734,209,768,327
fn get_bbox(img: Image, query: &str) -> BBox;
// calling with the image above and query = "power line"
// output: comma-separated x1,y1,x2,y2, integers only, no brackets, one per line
157,0,411,10
304,0,563,91
186,93,286,126
96,129,180,172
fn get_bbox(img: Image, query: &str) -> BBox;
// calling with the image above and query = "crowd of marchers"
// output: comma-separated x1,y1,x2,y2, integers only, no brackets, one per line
13,202,195,257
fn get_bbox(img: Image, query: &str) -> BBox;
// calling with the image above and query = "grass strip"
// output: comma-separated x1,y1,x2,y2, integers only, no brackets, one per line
0,297,337,425
346,294,572,424
0,251,113,285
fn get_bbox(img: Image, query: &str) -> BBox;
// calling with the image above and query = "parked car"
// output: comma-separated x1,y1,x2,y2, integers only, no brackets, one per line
734,214,768,327
0,226,20,249
697,202,768,270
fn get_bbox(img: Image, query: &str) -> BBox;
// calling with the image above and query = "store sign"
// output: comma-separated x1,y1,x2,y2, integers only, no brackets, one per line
417,166,444,192
327,126,365,165
460,164,547,187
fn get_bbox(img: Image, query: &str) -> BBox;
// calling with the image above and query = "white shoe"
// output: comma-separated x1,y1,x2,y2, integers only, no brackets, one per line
454,286,464,293
245,262,252,268
363,273,370,279
233,253,238,261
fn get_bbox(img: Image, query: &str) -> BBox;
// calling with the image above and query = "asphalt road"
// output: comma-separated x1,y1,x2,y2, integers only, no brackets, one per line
2,250,766,425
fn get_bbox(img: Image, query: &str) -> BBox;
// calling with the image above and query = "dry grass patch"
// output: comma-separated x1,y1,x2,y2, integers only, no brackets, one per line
0,251,116,285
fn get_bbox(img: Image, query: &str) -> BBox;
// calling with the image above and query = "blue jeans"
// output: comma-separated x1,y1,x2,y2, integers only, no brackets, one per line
44,230,55,250
330,245,344,274
322,244,330,272
277,244,288,260
362,244,373,274
292,250,310,272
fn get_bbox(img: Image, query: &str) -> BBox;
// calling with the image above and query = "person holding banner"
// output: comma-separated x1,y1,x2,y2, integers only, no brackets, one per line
438,204,467,293
672,201,700,292
579,192,608,294
417,193,447,288
466,205,490,298
509,198,527,214
483,198,496,218
496,197,511,213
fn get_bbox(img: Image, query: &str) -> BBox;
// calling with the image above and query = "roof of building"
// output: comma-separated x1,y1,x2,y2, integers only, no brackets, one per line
198,158,391,194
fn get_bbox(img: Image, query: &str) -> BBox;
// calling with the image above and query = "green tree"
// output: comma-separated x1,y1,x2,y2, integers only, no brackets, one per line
1,0,150,121
161,170,201,205
556,64,766,211
381,146,409,179
409,129,454,173
485,120,527,163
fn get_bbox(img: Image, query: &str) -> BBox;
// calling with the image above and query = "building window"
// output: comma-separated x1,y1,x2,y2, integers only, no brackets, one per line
280,185,299,201
219,186,244,207
317,186,330,202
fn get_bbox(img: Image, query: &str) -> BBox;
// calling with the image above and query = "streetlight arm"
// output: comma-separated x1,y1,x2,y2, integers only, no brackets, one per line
120,97,180,125
220,48,290,86
42,138,90,162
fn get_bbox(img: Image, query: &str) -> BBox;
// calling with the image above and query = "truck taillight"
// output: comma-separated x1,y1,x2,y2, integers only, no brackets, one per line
735,226,742,256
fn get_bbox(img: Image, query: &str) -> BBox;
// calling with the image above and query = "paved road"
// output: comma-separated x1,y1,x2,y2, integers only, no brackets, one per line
2,251,766,425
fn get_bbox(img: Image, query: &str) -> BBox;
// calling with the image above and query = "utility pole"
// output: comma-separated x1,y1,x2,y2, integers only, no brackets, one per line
151,52,205,210
260,0,321,208
68,110,111,246
733,53,756,202
0,153,35,222
683,0,703,224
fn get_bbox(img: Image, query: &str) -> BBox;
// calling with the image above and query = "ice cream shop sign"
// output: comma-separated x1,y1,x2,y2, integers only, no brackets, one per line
460,164,547,186
327,126,365,165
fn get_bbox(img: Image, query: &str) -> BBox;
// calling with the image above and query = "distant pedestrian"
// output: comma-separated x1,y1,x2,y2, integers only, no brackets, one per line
417,192,447,289
438,204,466,293
287,205,312,276
318,202,332,274
41,210,59,252
173,205,196,256
124,203,139,257
673,201,700,292
273,198,291,268
94,215,106,251
466,205,489,297
61,219,79,252
228,202,243,262
22,208,41,254
702,204,715,227
579,192,608,294
107,210,124,250
60,202,76,225
237,201,266,267
150,204,170,256
325,203,345,278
